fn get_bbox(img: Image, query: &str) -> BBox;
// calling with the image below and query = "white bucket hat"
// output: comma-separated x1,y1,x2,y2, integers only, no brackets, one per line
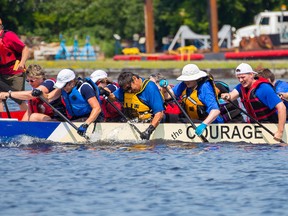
90,70,108,83
177,64,207,81
235,63,258,75
54,69,76,89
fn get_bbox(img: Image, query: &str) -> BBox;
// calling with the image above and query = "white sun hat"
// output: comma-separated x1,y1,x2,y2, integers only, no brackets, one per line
235,63,258,75
90,70,108,83
54,69,76,89
177,64,207,81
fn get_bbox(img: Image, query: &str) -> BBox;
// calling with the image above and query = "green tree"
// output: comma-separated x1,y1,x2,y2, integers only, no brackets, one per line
1,0,288,55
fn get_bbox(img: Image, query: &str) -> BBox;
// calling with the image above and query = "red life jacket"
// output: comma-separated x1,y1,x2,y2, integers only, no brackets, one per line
0,30,18,68
164,100,182,115
240,77,278,123
60,96,72,119
28,79,56,117
100,95,122,120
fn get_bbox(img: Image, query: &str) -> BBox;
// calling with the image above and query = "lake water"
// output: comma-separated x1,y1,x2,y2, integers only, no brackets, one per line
1,141,288,216
1,79,288,216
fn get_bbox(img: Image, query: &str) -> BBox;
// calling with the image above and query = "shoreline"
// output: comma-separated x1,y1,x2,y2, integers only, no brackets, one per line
44,67,288,80
28,59,288,79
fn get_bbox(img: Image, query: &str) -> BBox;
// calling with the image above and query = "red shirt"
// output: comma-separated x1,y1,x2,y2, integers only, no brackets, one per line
0,30,25,75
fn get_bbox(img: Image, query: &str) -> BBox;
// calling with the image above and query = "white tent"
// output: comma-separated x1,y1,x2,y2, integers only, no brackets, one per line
168,25,232,50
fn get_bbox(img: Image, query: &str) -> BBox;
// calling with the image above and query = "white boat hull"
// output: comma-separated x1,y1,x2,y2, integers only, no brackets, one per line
0,119,284,144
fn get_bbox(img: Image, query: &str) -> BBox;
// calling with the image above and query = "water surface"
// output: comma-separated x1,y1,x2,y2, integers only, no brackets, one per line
1,79,288,215
0,140,287,216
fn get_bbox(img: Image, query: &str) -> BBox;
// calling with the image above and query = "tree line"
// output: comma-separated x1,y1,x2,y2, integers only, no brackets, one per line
1,0,286,56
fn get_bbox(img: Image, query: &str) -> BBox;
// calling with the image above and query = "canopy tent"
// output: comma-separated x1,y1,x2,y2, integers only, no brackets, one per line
168,25,232,51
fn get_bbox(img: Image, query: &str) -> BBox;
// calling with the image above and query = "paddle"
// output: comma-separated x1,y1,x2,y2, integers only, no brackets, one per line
102,95,143,136
3,98,11,118
227,99,285,143
163,85,209,143
38,95,90,140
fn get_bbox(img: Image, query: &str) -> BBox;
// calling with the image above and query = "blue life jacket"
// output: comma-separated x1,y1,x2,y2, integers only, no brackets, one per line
62,78,100,118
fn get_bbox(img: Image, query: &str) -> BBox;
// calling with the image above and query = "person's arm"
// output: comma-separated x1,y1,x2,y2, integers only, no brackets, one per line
221,89,239,101
0,85,49,100
17,46,30,71
160,81,185,101
161,85,174,100
202,109,221,125
195,82,222,136
274,102,286,141
150,111,164,128
46,88,61,102
100,87,122,102
279,92,288,101
85,96,101,125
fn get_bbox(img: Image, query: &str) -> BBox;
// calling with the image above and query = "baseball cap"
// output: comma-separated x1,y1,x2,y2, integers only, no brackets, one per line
235,63,257,75
90,70,108,83
177,64,207,81
54,69,76,89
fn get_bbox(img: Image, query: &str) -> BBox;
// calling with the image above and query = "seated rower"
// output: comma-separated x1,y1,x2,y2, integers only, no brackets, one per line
221,63,286,141
103,71,165,140
0,64,66,121
33,69,102,137
257,68,288,119
161,64,223,136
90,69,123,122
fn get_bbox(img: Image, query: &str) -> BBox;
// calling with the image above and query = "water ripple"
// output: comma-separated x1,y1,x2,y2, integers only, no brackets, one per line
0,141,288,215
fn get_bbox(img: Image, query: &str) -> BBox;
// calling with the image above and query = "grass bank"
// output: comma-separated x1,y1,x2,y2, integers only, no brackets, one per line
28,59,288,70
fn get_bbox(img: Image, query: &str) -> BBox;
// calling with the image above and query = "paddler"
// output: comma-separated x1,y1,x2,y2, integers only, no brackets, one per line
160,64,223,137
221,63,286,141
32,69,103,137
0,64,66,121
100,71,165,140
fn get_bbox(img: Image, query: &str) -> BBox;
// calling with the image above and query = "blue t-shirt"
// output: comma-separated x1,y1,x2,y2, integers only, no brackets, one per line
41,79,55,92
79,83,97,101
235,82,281,109
275,80,288,108
173,81,224,123
113,79,165,114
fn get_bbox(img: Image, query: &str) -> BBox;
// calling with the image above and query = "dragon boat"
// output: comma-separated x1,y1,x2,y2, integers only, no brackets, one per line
0,111,285,144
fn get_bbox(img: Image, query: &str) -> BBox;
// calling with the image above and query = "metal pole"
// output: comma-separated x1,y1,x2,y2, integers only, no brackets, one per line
209,0,219,53
144,0,155,53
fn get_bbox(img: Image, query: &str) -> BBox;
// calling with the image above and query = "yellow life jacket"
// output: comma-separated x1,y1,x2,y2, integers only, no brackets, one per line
181,77,219,120
123,79,152,121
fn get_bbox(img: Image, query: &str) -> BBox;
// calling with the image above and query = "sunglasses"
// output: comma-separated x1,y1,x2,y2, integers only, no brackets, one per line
26,79,36,83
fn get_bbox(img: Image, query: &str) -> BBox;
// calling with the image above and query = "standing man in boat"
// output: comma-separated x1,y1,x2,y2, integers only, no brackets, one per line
0,64,66,121
44,69,102,137
221,63,286,141
102,71,165,140
161,64,223,136
0,18,29,112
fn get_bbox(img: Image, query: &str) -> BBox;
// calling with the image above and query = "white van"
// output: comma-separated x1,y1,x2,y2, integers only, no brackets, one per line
232,11,288,47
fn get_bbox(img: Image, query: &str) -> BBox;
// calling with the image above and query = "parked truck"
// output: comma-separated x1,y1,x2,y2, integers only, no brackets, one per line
232,10,288,48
